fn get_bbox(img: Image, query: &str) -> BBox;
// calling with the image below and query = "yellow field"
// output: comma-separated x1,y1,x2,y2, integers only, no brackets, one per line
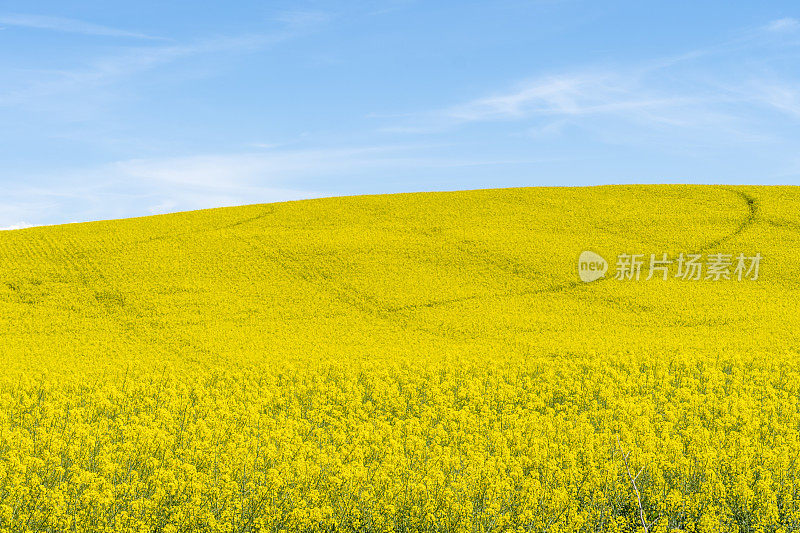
1,185,799,532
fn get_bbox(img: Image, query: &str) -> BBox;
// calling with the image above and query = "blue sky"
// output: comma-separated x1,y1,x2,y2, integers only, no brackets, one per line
1,1,799,228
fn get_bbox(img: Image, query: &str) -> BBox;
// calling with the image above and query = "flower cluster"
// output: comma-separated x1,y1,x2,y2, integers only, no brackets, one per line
2,355,800,532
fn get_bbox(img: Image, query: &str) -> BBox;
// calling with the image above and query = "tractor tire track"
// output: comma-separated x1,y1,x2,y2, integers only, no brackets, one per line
112,206,277,250
234,234,506,343
237,234,390,320
693,188,758,253
389,187,760,313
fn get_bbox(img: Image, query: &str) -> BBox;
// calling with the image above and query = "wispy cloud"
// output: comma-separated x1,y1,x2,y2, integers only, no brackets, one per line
0,197,55,229
112,145,512,191
765,17,799,33
0,222,33,231
1,144,521,224
0,13,160,39
748,81,800,118
384,71,731,139
0,10,329,111
442,73,695,122
383,19,800,144
273,10,331,31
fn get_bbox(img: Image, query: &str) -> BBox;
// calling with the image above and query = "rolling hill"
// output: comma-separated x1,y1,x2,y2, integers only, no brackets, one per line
1,185,799,532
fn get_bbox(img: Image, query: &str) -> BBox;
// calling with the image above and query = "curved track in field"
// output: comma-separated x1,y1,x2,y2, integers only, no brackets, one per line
387,187,760,314
694,189,758,253
207,187,763,344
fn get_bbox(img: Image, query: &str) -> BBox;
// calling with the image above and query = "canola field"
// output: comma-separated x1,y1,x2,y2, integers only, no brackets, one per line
1,185,799,532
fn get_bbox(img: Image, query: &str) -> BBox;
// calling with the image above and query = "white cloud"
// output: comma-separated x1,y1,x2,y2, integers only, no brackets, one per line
0,12,328,111
0,13,160,39
765,18,799,32
249,142,284,150
0,144,515,225
273,10,331,31
382,20,800,143
387,69,730,139
443,73,695,123
110,144,508,196
0,222,33,231
113,146,433,187
749,82,800,118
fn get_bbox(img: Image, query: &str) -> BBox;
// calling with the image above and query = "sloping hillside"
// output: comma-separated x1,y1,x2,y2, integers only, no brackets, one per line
1,185,799,531
1,185,797,369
